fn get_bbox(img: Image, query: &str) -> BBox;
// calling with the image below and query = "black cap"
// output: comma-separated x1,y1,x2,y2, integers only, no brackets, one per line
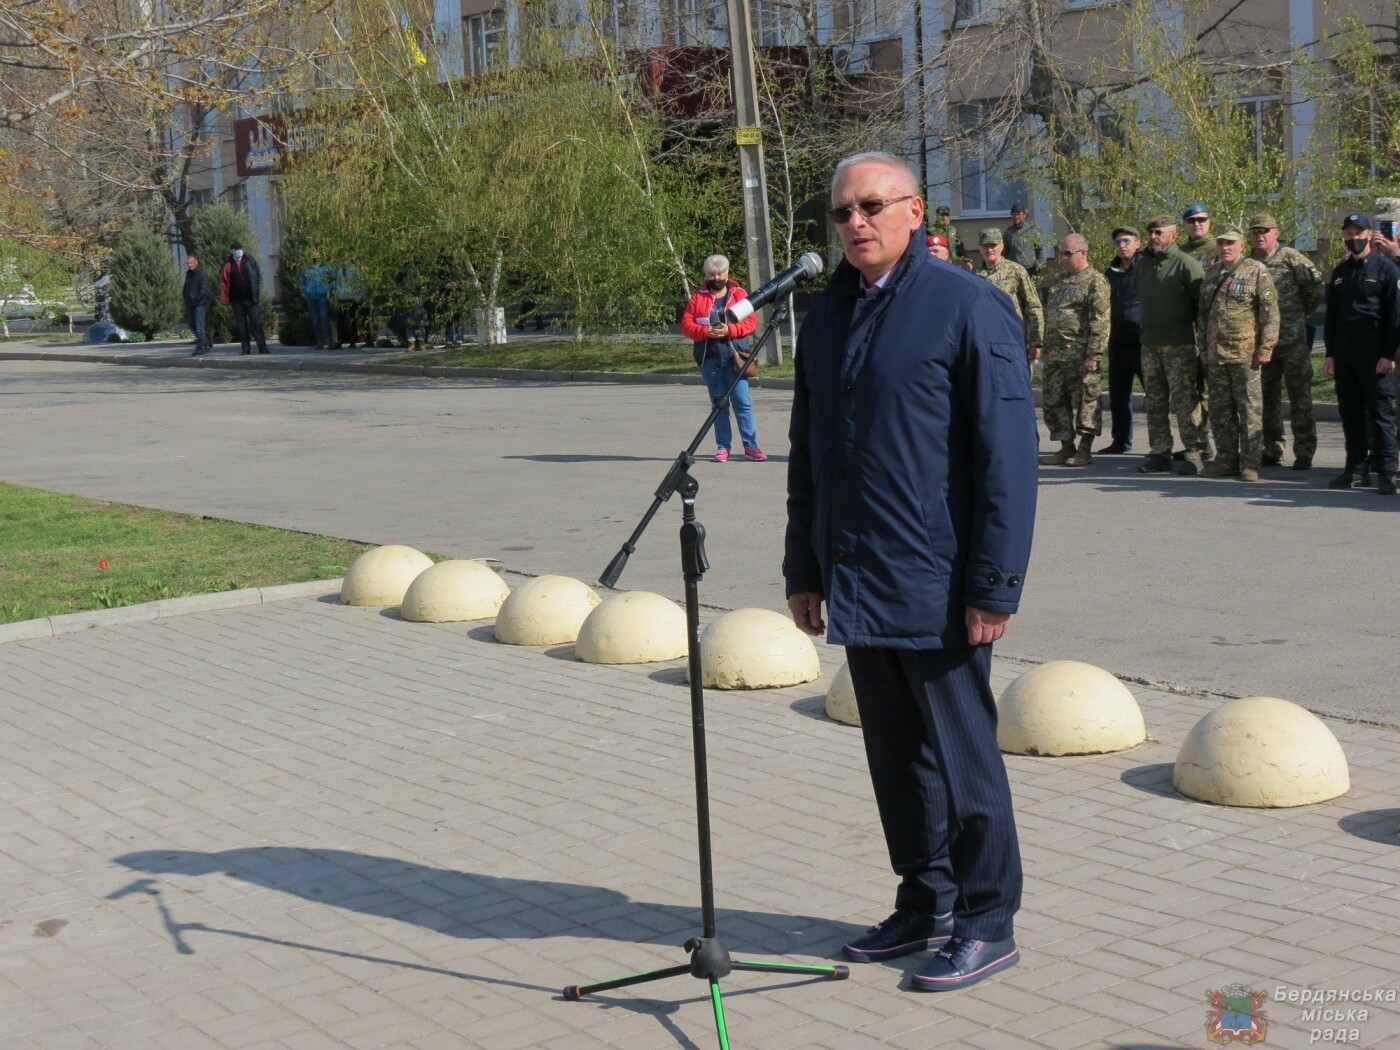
1343,213,1371,231
230,241,243,250
1011,201,1026,212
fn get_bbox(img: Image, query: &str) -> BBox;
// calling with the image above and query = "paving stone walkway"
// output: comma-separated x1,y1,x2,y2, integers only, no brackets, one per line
2,584,1397,1049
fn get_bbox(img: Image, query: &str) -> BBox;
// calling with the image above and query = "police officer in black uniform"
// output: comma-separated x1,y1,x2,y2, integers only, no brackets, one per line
1324,213,1400,494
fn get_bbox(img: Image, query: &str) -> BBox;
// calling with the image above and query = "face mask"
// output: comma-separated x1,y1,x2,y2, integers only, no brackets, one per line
233,250,244,261
707,279,726,291
1346,238,1367,255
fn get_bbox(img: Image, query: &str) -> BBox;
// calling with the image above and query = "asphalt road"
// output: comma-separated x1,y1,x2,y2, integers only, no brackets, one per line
2,357,1390,725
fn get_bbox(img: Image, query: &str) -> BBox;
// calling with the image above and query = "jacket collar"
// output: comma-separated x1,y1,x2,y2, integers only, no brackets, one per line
832,234,925,300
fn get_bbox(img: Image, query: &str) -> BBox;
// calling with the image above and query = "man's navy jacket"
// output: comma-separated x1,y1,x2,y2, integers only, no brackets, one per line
784,236,1038,649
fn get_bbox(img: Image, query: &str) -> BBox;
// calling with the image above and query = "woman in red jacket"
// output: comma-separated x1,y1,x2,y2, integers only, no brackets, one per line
680,254,766,462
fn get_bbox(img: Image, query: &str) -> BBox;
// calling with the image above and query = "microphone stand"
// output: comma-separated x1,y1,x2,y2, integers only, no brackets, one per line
599,301,785,590
569,303,848,1047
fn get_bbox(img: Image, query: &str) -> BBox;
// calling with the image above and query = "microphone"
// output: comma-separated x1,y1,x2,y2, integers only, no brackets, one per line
725,252,824,323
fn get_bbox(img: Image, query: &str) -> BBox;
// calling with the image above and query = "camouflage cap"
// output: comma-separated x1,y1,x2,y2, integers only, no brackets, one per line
1248,212,1279,231
935,204,951,215
979,227,1004,246
1145,214,1177,231
1214,225,1245,242
1111,225,1140,240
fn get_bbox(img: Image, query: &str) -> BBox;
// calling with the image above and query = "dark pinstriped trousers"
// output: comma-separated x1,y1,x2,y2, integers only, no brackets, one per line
845,644,1021,942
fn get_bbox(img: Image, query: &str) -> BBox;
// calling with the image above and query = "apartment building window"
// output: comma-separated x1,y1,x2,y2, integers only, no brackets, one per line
833,0,901,37
467,10,506,75
954,102,1025,213
675,0,723,44
755,0,806,45
1236,95,1284,167
1339,87,1400,187
953,0,982,24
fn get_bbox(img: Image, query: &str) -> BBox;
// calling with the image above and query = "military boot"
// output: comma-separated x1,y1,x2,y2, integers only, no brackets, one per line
1065,436,1094,467
1329,468,1362,490
1049,440,1076,465
1380,473,1397,496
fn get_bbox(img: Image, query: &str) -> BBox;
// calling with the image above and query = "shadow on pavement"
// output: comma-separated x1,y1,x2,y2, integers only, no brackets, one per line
1038,464,1400,512
1337,808,1400,844
111,847,860,959
1119,763,1181,799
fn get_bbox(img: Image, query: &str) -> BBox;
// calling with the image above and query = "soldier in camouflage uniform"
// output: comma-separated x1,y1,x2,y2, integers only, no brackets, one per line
1040,233,1112,466
930,205,966,259
1248,212,1324,470
1137,215,1207,474
1198,226,1280,481
977,228,1043,356
1181,203,1216,264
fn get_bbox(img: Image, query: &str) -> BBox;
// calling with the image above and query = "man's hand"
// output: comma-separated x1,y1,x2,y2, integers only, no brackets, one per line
1253,351,1270,368
1028,345,1042,361
708,323,729,339
1375,231,1399,259
1323,356,1335,379
966,607,1011,645
1379,357,1397,375
788,592,826,636
1083,357,1099,372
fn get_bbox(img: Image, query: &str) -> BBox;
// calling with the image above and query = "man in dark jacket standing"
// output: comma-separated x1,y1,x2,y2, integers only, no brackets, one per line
219,241,269,355
785,151,1037,993
183,255,211,356
1101,226,1143,453
1324,213,1400,493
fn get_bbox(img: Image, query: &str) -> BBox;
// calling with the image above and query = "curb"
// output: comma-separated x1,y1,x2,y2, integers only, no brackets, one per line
3,348,1343,410
0,578,344,644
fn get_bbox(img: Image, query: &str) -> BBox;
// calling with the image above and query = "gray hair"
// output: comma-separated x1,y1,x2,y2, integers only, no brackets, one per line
832,151,919,196
702,254,730,276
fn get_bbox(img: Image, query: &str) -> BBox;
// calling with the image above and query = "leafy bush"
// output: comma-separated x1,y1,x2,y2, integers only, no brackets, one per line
108,226,182,340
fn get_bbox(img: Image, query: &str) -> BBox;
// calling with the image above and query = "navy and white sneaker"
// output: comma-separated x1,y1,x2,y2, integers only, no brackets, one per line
842,908,954,963
911,935,1019,991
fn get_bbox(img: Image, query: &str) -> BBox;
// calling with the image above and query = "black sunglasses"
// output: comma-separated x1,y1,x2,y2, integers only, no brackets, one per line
828,195,916,224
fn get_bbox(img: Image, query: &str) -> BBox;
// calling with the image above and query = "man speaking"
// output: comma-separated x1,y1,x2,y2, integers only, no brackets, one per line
784,151,1038,992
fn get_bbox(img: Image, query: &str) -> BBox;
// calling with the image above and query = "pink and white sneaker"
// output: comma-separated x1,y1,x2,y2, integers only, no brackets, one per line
744,447,768,462
713,449,730,462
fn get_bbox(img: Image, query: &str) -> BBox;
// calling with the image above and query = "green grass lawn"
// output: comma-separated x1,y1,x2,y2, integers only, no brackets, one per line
408,338,799,379
403,337,1342,396
0,482,374,624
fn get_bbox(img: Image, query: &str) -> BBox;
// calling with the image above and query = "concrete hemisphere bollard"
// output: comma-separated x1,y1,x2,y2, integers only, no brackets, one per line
400,560,509,623
996,659,1146,756
341,545,435,607
825,662,861,726
699,608,821,690
1173,696,1350,807
494,574,602,646
575,591,687,664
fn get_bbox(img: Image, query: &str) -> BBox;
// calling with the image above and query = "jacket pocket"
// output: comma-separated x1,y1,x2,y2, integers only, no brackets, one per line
990,343,1030,400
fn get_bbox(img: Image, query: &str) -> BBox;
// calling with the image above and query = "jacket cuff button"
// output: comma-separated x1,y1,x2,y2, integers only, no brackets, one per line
1008,574,1021,587
985,573,1001,586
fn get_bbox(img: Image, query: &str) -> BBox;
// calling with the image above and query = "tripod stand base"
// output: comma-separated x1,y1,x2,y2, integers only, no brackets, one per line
563,957,849,1001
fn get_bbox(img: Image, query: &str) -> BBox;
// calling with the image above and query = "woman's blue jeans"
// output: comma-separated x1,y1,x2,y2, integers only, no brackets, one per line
701,358,757,450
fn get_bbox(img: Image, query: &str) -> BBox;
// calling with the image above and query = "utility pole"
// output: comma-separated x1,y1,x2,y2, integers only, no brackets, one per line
723,0,780,363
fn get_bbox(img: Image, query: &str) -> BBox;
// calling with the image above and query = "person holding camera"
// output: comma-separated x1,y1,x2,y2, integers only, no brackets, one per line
680,254,766,462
